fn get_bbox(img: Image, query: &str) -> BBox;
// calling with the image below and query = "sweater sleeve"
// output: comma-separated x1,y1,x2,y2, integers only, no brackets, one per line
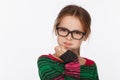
37,56,65,80
60,50,80,78
37,51,80,80
93,63,99,80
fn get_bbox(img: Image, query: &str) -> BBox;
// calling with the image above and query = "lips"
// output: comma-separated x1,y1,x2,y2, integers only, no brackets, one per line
64,42,72,46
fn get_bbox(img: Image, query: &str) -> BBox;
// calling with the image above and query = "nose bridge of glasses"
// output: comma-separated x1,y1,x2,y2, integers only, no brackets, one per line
66,30,74,38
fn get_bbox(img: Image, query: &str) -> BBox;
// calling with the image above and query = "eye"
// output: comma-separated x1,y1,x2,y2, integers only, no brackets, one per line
73,31,81,35
56,27,69,36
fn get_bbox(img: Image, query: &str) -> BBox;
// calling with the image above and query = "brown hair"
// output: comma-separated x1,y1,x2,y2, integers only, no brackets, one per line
53,4,91,39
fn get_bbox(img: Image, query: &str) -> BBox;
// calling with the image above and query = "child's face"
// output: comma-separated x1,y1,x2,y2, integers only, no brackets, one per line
56,16,86,50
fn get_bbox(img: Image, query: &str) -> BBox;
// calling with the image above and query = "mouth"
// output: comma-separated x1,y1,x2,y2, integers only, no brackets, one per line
63,42,72,47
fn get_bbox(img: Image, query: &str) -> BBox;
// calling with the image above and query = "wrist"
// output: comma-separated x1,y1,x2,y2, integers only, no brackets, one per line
60,50,78,63
53,53,63,62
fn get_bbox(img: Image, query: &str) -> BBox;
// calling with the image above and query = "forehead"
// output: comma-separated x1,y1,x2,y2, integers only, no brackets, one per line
59,16,84,31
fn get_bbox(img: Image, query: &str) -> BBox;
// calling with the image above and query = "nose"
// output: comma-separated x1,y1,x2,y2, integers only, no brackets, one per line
66,33,72,40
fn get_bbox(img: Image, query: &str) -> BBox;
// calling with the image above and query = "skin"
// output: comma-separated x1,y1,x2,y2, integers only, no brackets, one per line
53,16,86,65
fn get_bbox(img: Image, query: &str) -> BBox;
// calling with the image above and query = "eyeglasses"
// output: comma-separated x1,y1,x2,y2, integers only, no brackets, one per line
56,27,86,40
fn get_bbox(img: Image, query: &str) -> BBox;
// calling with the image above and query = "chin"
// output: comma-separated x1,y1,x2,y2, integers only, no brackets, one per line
68,46,76,50
71,47,79,50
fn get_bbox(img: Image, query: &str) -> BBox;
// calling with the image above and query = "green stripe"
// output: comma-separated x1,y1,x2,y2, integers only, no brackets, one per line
37,56,99,80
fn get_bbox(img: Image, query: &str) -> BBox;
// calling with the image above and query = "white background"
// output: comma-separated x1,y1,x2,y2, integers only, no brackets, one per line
0,0,120,80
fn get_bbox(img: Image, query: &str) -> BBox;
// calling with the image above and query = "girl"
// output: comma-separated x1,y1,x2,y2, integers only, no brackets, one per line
37,5,99,80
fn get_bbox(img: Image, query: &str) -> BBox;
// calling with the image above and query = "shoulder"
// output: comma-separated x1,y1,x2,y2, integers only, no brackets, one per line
37,54,62,63
37,54,51,62
38,54,48,59
83,57,97,66
37,54,55,67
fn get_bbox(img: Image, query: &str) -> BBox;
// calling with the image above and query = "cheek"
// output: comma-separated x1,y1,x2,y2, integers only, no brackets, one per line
72,40,82,48
57,36,64,46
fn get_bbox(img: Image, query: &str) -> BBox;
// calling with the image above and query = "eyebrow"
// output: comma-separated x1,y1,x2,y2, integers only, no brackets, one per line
58,26,84,32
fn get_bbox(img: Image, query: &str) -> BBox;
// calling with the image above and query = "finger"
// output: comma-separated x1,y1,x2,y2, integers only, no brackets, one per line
54,46,62,57
61,46,67,52
55,46,64,53
54,46,59,52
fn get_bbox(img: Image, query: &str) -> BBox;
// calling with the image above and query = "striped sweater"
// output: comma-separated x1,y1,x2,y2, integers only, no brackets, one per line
37,51,99,80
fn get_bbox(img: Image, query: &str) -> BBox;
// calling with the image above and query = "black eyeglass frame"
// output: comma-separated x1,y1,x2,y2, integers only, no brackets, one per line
56,27,86,40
